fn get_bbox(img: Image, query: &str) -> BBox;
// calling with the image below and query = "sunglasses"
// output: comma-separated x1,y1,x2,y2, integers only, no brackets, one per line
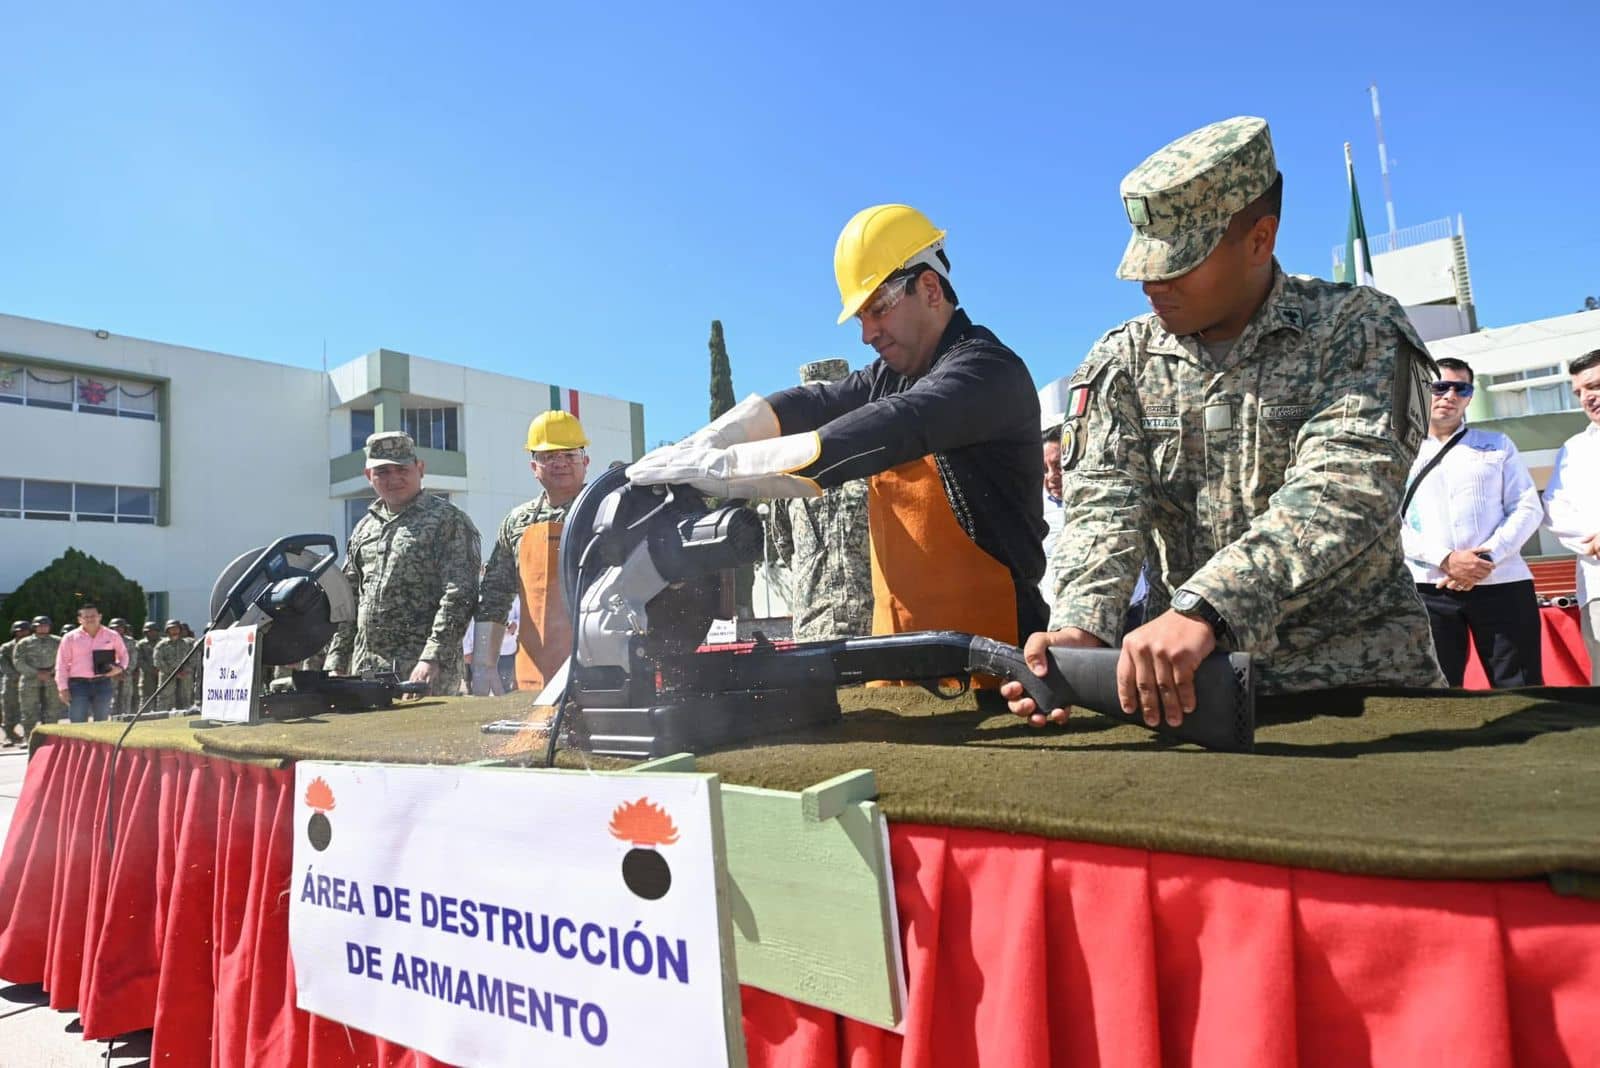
1430,381,1474,397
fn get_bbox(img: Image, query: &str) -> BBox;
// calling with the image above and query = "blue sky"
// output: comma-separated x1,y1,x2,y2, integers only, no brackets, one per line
4,1,1595,445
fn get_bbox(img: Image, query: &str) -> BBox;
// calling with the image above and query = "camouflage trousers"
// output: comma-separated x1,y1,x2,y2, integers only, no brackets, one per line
153,674,193,712
135,668,158,712
1,677,19,733
15,674,62,733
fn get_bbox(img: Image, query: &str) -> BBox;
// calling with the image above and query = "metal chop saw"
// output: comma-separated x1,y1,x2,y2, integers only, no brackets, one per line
204,534,427,719
537,465,1256,758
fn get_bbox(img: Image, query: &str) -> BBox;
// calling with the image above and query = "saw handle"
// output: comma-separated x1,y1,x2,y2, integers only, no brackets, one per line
966,636,1255,753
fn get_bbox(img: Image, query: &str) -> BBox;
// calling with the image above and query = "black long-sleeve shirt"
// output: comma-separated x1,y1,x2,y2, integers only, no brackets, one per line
767,309,1048,634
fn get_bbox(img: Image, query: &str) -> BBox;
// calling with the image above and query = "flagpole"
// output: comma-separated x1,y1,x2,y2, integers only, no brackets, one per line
1344,142,1372,287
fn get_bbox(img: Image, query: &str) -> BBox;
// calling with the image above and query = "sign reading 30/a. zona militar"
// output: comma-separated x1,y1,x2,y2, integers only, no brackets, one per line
288,762,746,1067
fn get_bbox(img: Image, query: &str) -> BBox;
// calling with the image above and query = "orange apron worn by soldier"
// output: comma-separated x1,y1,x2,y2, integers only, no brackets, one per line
627,206,1048,676
477,411,591,694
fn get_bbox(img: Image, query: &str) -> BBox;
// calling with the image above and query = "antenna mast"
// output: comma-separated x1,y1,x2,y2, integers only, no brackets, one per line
1369,83,1398,236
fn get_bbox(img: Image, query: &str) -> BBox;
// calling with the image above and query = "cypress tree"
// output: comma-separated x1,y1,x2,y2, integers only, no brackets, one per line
708,320,735,421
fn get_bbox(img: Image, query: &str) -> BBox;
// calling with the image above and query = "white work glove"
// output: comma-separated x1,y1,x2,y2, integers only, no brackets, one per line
632,394,783,473
626,432,823,499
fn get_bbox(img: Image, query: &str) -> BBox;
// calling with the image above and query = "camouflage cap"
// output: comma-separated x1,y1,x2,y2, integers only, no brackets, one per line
108,617,129,627
31,615,51,626
364,430,418,468
1116,116,1277,282
164,619,182,630
799,358,850,385
10,620,28,633
143,620,160,632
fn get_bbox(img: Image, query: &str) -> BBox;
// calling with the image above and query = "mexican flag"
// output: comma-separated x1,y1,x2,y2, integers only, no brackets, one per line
1337,142,1374,286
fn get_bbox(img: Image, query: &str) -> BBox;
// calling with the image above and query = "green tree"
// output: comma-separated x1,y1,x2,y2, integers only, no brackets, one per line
704,320,756,615
0,548,147,630
709,319,735,421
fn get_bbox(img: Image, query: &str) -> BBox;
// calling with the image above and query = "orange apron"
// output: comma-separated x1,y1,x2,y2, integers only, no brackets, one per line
868,455,1019,688
515,520,574,692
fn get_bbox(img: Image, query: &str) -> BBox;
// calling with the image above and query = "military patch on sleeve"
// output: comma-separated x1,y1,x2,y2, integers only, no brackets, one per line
1060,422,1084,471
1066,384,1091,419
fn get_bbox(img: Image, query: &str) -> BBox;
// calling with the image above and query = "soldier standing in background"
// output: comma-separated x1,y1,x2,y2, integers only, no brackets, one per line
15,615,64,734
1007,116,1443,730
477,411,591,694
108,618,141,715
326,431,480,696
135,620,161,710
153,620,196,710
1,621,27,745
766,358,874,640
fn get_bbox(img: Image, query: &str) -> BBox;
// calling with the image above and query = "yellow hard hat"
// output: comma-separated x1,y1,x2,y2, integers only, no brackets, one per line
833,204,947,324
526,410,589,451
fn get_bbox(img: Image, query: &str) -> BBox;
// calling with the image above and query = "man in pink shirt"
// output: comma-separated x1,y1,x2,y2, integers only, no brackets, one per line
54,603,129,723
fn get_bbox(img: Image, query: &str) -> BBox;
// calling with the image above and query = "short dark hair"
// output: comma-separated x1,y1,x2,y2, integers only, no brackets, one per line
1436,357,1475,382
1570,349,1600,376
1042,423,1062,444
1226,172,1284,239
898,262,959,310
77,602,99,615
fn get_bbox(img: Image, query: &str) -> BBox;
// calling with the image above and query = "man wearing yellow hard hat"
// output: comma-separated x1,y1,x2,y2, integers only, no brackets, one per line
628,205,1048,650
477,410,592,692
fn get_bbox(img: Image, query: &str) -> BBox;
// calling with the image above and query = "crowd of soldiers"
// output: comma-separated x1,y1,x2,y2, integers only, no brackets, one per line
0,615,199,746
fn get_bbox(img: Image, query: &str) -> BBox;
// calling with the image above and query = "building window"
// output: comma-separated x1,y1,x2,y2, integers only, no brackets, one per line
4,479,158,523
344,495,375,541
401,407,459,452
75,483,118,522
350,408,375,452
23,480,72,520
145,592,168,626
0,363,160,419
1527,383,1578,415
1489,390,1528,419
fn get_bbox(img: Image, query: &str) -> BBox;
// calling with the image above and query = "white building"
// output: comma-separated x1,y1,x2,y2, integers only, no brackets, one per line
0,311,646,627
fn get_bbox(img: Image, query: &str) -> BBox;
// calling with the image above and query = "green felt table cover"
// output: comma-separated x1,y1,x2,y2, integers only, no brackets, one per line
34,685,1600,885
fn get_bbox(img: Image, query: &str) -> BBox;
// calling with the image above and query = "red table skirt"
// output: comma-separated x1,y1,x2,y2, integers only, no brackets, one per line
1463,604,1590,688
3,738,1599,1067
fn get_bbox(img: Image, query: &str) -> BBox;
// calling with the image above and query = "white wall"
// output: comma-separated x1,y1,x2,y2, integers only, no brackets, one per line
1372,239,1461,307
0,313,329,626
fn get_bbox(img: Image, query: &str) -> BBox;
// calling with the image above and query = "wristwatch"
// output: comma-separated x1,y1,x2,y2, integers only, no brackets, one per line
1171,588,1231,641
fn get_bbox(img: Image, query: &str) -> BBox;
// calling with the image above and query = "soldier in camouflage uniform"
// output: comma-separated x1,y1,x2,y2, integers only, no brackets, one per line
1,620,28,745
14,615,64,733
1005,117,1443,730
108,618,140,715
326,431,480,696
477,411,590,694
152,620,197,710
134,621,161,710
766,359,874,640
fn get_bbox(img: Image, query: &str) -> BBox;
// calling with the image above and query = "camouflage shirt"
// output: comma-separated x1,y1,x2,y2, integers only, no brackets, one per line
14,633,61,674
768,481,874,641
1050,266,1445,693
0,639,18,680
135,637,159,674
326,491,481,683
478,492,573,624
153,636,196,676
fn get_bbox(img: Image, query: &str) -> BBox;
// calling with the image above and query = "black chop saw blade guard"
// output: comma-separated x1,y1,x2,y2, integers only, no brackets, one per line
550,467,1255,757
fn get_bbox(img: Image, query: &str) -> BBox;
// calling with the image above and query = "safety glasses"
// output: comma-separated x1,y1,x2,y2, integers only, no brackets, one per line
855,272,920,322
1430,381,1474,398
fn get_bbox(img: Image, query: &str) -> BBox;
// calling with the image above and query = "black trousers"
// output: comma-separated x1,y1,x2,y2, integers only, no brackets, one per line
1416,579,1544,688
